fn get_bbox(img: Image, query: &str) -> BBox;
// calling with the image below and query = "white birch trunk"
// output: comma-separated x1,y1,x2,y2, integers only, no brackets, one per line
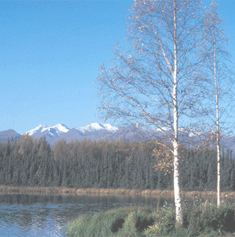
217,130,221,207
173,140,183,225
173,0,183,225
214,38,221,207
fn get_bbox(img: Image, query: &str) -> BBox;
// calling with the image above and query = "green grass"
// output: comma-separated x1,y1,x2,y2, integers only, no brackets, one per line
67,200,235,237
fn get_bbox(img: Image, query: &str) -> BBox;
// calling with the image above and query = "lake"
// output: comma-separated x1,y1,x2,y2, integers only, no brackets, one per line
0,194,174,237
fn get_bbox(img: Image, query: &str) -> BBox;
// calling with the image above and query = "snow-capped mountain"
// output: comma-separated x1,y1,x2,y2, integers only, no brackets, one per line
49,122,119,146
26,123,70,139
22,122,119,145
75,122,118,135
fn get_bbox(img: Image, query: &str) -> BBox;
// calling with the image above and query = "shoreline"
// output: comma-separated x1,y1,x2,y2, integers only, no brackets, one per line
0,185,235,199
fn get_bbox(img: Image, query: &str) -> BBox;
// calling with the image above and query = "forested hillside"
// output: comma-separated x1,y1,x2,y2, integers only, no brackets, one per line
0,135,234,191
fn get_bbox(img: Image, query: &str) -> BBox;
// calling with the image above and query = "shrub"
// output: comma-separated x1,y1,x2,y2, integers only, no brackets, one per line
120,208,154,237
182,198,235,236
67,202,235,237
151,202,176,234
67,207,154,237
67,215,92,237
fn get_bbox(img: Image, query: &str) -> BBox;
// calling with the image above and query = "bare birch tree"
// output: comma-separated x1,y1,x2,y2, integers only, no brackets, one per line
203,1,234,207
97,0,205,225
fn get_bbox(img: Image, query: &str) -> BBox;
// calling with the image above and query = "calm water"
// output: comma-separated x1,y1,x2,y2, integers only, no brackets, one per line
0,194,173,237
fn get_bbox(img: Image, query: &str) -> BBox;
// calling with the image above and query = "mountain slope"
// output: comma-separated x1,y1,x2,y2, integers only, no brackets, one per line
0,129,22,141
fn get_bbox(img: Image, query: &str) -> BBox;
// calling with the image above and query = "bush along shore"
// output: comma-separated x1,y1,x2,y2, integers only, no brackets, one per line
67,199,235,237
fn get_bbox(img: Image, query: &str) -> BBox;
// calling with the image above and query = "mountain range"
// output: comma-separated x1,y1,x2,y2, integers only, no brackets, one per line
0,122,234,153
26,122,120,146
0,122,120,146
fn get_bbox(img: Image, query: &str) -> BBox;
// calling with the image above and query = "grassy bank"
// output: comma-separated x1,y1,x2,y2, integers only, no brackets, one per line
67,201,235,237
0,185,235,199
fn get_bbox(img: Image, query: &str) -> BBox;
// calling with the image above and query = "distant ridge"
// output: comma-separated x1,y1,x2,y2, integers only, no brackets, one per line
0,129,22,142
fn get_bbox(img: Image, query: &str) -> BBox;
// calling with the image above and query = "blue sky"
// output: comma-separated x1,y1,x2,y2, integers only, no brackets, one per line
0,0,234,134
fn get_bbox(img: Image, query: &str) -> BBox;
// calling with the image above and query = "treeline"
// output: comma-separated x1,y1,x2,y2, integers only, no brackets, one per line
0,135,234,191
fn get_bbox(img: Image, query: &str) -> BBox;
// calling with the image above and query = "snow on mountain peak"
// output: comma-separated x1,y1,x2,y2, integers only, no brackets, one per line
76,122,118,134
25,122,118,138
27,125,50,136
26,123,70,137
53,123,70,133
102,123,119,132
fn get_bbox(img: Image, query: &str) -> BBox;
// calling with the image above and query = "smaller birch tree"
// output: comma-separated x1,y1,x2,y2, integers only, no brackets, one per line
203,1,234,207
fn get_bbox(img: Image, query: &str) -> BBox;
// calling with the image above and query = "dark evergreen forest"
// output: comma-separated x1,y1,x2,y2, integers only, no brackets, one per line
0,135,234,191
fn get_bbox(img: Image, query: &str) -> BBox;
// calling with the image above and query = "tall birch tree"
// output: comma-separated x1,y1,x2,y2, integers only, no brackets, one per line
97,0,205,225
203,1,234,207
